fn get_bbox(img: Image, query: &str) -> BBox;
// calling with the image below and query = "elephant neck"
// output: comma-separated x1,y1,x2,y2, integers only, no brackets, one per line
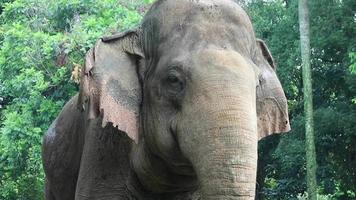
126,171,199,200
129,140,198,199
125,170,157,200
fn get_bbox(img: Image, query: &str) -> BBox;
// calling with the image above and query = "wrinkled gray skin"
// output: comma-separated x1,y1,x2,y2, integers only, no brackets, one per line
42,0,290,199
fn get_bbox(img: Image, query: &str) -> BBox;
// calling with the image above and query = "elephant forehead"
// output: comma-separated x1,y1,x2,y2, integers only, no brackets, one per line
149,0,253,34
143,0,256,59
149,0,248,19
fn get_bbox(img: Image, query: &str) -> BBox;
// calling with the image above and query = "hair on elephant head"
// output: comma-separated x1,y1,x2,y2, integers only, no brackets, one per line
43,0,290,199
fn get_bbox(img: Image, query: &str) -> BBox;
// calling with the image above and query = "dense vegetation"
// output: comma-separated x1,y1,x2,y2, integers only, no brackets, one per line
250,0,356,199
0,0,354,199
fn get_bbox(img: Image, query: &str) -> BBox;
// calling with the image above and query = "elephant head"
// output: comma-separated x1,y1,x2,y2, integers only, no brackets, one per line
78,0,290,199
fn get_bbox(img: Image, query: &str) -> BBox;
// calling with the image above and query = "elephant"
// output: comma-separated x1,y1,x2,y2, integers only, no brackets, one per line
42,0,290,199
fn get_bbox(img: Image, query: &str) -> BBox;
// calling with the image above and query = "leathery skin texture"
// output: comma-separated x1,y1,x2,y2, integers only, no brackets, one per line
42,0,290,199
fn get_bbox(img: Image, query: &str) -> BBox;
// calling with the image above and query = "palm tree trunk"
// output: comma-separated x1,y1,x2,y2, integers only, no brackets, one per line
298,0,318,199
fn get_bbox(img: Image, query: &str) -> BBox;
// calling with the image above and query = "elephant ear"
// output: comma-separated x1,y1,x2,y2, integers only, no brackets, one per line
255,39,291,140
78,30,143,143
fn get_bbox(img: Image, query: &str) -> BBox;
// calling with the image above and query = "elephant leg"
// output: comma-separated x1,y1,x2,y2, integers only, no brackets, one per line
75,119,133,199
44,177,76,200
45,178,55,200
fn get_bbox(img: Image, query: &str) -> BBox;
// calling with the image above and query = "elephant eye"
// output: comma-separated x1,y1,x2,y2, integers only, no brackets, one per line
164,70,185,94
167,74,180,85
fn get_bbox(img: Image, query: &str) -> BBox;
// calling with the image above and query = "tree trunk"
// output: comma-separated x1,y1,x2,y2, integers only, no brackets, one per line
298,0,318,199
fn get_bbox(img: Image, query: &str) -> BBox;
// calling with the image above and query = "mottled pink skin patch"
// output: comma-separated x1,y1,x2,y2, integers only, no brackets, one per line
100,93,139,143
257,98,291,140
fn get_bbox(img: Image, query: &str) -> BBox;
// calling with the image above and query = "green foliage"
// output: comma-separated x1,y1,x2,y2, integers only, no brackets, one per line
249,0,356,199
0,0,150,199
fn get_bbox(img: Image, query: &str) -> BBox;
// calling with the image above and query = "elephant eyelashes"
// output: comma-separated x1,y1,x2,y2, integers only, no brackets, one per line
167,74,180,85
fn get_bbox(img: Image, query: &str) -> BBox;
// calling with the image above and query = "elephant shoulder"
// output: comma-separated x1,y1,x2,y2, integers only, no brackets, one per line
42,94,85,180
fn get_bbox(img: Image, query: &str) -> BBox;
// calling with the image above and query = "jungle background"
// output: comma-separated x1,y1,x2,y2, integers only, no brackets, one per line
0,0,354,199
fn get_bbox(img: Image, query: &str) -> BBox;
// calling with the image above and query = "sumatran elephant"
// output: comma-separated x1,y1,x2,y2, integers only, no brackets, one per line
42,0,290,199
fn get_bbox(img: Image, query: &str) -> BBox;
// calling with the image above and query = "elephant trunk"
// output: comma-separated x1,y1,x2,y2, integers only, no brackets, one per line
194,119,257,200
178,73,258,199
